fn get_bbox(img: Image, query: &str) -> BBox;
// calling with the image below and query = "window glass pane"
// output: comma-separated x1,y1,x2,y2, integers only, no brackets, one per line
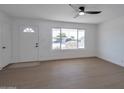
78,30,85,48
61,28,77,49
52,28,61,49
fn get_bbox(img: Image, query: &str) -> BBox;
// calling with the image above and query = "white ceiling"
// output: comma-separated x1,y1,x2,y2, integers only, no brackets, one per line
0,4,124,24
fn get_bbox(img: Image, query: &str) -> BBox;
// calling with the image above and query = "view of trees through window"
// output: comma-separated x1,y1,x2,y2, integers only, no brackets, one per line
52,28,85,49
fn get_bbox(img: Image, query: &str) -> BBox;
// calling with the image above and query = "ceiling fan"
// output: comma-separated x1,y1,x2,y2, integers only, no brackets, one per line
69,4,102,18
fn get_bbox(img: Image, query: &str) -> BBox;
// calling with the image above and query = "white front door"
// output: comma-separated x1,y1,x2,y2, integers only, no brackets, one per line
19,25,39,62
0,24,2,68
1,23,11,67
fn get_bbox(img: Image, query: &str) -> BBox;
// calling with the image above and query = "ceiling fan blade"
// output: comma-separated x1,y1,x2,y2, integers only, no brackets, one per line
85,11,101,14
69,4,79,12
73,13,80,18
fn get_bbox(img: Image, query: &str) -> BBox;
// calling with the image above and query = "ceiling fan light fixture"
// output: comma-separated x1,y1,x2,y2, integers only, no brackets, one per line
79,11,85,15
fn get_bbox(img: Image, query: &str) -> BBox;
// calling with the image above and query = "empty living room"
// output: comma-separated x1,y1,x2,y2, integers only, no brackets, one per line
0,0,124,92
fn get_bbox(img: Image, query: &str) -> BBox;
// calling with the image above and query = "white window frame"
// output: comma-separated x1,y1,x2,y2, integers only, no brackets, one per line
52,28,85,50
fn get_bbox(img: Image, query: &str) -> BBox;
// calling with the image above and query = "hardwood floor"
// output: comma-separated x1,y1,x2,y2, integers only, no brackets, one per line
0,57,124,89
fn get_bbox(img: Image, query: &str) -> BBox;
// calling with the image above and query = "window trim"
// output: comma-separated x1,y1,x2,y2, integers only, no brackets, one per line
52,27,86,50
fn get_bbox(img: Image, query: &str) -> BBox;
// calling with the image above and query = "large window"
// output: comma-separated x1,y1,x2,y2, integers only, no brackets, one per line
52,28,85,50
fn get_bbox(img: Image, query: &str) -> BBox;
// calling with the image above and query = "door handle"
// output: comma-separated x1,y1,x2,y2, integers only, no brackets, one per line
35,43,39,47
2,46,6,49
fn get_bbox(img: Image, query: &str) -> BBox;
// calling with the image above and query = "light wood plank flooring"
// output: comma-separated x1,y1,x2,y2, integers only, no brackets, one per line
0,57,124,89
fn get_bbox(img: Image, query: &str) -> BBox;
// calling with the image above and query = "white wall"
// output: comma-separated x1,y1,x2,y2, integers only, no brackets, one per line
98,17,124,67
12,18,98,63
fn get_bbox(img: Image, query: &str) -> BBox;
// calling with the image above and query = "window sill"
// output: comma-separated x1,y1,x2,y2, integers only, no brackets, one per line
52,48,85,51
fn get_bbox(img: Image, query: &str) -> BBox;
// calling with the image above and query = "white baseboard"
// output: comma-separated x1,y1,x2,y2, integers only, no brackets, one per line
97,56,124,67
0,63,9,70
